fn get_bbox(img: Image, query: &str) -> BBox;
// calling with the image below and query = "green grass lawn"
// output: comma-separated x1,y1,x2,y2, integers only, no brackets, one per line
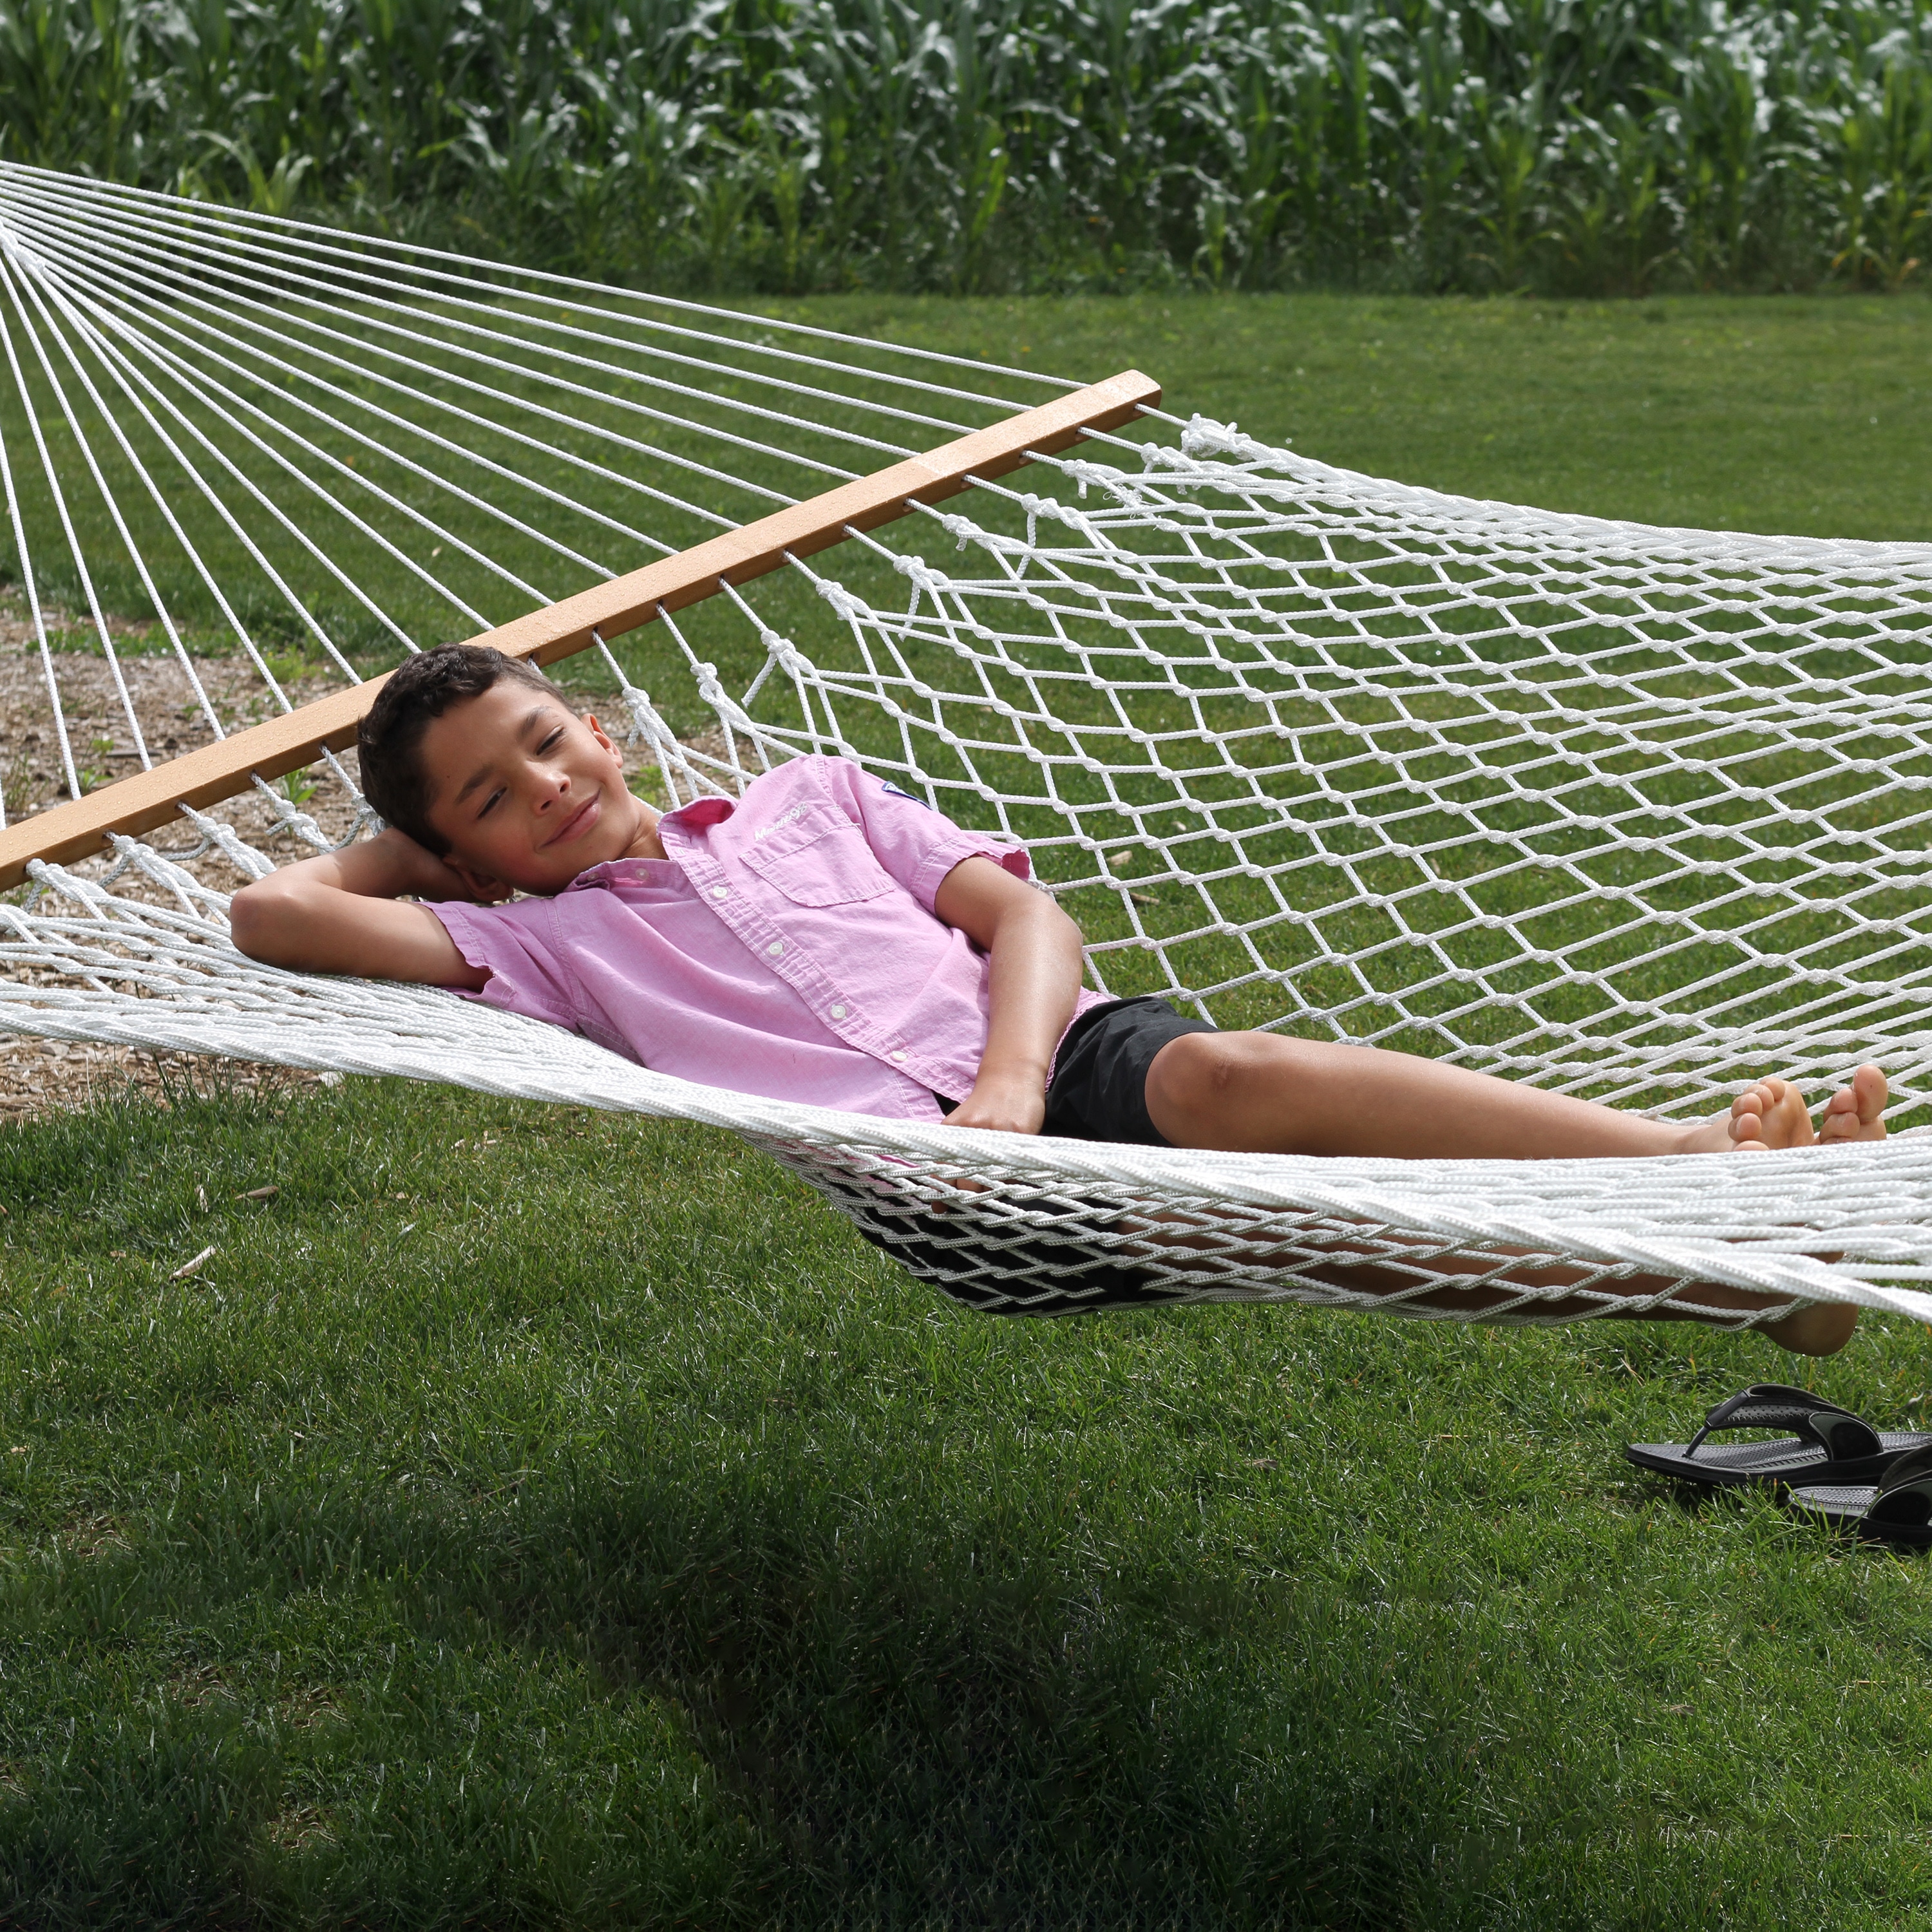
10,294,1932,1928
845,290,1932,543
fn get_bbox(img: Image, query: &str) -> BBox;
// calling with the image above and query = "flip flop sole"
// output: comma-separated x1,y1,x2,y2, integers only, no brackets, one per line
1625,1430,1932,1490
1788,1482,1932,1547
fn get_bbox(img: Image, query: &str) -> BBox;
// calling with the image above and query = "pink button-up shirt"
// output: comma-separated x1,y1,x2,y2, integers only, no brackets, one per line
429,754,1104,1121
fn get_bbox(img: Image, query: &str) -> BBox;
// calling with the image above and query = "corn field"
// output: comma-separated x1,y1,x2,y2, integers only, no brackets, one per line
3,0,1932,295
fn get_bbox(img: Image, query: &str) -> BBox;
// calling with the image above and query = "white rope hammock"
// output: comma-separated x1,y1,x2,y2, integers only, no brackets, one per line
4,164,1932,1330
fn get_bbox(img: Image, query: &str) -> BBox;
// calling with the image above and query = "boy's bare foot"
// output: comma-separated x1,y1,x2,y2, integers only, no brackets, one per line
1674,1066,1889,1155
1753,1066,1883,1352
1676,1076,1814,1153
1818,1063,1889,1142
1665,1065,1887,1351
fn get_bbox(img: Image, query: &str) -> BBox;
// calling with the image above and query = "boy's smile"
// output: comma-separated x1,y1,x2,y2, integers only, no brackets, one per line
417,681,663,896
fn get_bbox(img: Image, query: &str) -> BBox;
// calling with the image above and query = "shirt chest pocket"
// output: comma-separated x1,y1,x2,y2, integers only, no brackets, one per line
737,803,896,906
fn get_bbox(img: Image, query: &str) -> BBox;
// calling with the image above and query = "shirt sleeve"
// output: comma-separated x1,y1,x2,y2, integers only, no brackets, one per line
814,756,1032,913
425,897,579,1029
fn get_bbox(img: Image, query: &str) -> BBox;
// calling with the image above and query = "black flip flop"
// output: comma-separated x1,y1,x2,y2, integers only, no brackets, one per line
1625,1383,1931,1492
1789,1442,1932,1547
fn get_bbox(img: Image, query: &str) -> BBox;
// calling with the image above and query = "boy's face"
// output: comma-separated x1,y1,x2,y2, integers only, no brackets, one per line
417,681,644,897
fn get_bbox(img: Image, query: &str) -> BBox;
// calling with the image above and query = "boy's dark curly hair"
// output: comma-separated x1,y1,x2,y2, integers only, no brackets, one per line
357,644,567,855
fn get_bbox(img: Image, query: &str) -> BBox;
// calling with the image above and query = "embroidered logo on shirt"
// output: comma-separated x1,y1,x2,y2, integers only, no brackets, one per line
753,804,809,838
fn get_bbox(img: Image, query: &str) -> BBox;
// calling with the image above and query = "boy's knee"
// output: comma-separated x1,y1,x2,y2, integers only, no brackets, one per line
1146,1031,1249,1122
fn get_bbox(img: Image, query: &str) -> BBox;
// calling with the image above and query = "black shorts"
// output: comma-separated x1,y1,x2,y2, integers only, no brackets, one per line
861,999,1218,1314
939,996,1218,1146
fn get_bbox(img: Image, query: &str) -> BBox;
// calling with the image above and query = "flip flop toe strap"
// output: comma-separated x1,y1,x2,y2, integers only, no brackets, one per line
1686,1383,1883,1464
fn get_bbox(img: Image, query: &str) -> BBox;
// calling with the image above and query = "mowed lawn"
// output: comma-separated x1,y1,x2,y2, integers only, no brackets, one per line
8,296,1932,1929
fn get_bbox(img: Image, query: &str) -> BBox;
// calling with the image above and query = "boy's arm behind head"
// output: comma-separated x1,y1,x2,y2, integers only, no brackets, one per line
228,828,491,987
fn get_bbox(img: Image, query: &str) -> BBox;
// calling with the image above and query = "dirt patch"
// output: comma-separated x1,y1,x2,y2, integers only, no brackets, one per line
264,1801,337,1852
59,1514,131,1563
278,1685,349,1732
1,619,362,1122
1,613,365,855
165,1663,238,1709
1,603,355,1113
3,609,725,839
0,581,359,796
0,1039,338,1121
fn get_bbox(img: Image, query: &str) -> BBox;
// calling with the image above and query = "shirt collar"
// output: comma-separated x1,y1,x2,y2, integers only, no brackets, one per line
565,855,684,891
566,794,734,885
660,795,736,832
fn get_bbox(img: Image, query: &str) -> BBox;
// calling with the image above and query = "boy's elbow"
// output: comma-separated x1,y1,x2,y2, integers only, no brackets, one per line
228,877,302,966
1041,895,1084,952
996,889,1081,951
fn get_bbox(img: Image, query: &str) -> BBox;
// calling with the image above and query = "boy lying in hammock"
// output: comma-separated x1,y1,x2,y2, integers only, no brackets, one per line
232,645,1889,1357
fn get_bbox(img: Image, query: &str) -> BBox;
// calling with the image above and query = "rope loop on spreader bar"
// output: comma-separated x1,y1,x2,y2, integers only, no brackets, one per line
6,168,1932,1321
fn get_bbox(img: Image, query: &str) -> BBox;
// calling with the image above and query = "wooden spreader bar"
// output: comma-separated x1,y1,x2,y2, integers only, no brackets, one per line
0,369,1160,891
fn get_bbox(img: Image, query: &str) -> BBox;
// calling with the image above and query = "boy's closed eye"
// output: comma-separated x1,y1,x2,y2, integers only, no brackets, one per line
475,726,567,819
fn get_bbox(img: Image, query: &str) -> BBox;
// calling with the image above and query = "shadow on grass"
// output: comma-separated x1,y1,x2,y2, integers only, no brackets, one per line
3,1451,1449,1926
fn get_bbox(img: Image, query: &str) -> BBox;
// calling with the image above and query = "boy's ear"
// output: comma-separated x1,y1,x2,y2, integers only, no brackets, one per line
582,712,620,758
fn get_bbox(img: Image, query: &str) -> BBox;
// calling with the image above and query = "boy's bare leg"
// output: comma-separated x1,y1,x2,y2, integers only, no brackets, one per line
1144,1034,1888,1160
1139,1036,1889,1356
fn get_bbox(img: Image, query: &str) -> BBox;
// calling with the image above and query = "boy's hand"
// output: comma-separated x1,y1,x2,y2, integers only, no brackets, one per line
367,826,507,904
944,1066,1048,1135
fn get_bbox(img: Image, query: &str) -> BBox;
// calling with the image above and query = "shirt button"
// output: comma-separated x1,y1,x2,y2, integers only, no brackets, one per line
710,885,730,899
829,1003,847,1019
766,940,784,957
890,1050,907,1063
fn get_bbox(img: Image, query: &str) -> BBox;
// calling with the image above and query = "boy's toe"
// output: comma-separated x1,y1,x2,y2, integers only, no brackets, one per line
1819,1065,1888,1142
1752,1077,1816,1149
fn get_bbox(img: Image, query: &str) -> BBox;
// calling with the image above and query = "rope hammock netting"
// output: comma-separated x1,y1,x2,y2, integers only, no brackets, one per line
5,165,1932,1330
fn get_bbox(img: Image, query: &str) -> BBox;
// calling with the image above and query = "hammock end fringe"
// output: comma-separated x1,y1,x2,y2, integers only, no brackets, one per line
5,992,1930,1326
0,370,1161,894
